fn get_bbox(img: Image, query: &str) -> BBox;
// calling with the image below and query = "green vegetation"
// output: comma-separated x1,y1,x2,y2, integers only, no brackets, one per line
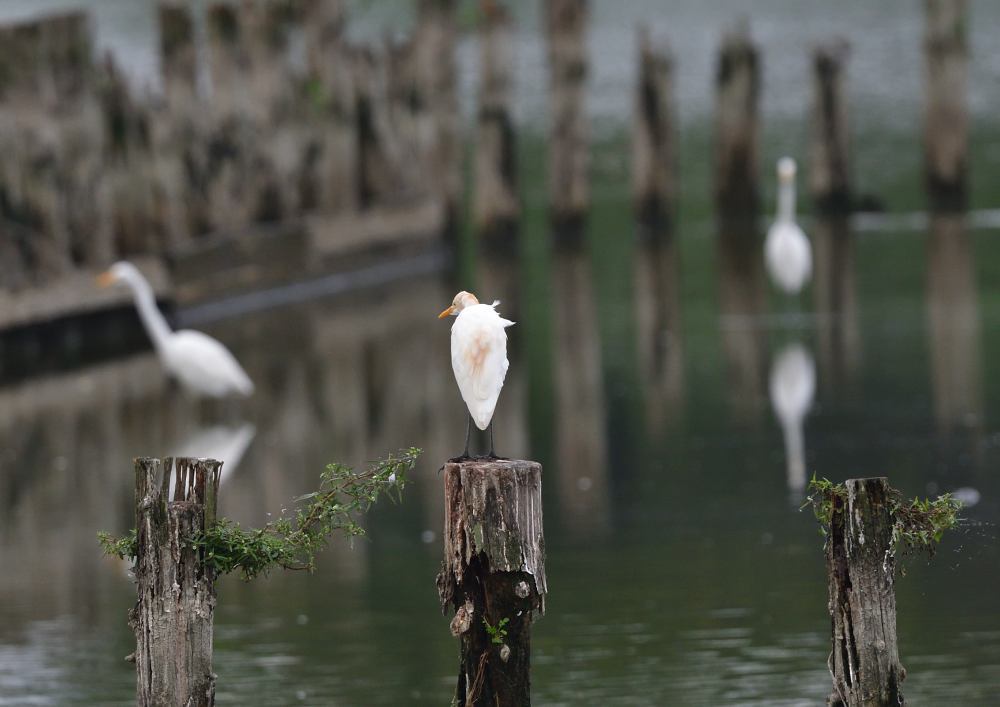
802,475,962,559
483,616,509,646
99,448,421,581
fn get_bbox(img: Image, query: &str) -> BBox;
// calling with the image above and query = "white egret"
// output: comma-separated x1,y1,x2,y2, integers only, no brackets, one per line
97,261,254,398
765,157,813,294
439,291,514,459
768,343,816,493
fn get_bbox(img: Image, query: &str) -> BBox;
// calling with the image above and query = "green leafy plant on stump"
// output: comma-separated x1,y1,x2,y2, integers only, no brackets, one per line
99,448,421,581
483,617,509,646
802,474,962,560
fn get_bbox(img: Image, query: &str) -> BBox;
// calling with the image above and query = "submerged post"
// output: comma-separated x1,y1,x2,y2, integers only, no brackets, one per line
923,0,968,212
437,459,547,706
131,457,222,707
826,477,905,706
810,40,852,215
714,21,760,223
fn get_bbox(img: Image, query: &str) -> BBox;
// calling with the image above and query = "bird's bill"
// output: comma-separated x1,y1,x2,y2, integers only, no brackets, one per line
438,305,456,319
96,270,116,288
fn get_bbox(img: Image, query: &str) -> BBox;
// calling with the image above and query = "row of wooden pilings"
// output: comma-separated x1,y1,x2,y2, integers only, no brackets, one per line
1,0,969,298
131,457,911,705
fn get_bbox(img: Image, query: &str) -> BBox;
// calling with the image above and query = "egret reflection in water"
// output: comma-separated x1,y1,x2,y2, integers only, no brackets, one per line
768,343,816,495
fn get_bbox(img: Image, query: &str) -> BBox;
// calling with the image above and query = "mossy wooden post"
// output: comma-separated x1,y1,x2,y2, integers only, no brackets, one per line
474,0,519,251
826,477,906,706
633,27,676,238
923,0,968,212
131,457,223,707
545,0,589,246
437,459,547,706
714,21,760,224
810,40,851,215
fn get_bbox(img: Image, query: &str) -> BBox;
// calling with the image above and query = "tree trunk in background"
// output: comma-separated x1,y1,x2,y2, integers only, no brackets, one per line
826,477,906,706
132,457,222,707
923,0,968,212
438,459,546,707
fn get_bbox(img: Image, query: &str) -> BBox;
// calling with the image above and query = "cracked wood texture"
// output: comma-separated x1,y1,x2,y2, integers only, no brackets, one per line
437,459,546,706
826,477,905,706
131,457,222,707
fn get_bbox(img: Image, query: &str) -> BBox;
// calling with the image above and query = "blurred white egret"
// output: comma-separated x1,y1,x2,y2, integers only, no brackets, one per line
439,291,514,458
172,423,257,488
97,262,254,398
769,343,816,493
765,157,813,294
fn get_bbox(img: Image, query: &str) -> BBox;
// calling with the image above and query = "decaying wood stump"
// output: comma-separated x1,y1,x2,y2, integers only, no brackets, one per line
545,0,589,246
474,0,519,250
131,457,222,707
714,21,760,224
923,0,968,212
633,27,676,237
826,477,906,706
810,40,852,215
437,459,547,707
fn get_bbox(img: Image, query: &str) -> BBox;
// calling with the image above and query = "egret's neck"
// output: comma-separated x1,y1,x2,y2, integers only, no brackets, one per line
126,275,172,351
777,180,796,223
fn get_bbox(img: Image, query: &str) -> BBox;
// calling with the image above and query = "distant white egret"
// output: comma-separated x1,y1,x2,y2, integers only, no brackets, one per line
439,291,514,459
765,157,813,294
769,343,816,493
97,262,254,398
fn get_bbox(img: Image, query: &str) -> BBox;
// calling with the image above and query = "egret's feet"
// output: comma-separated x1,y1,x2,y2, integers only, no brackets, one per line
446,454,474,465
478,453,508,461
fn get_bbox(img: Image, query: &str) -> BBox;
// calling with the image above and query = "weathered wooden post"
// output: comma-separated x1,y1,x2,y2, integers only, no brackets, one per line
632,27,676,237
923,0,968,212
545,0,589,245
826,477,905,706
437,459,547,706
714,21,760,223
131,456,222,707
474,0,519,249
810,39,851,215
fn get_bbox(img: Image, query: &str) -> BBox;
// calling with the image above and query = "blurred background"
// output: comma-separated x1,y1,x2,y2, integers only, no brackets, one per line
1,0,999,704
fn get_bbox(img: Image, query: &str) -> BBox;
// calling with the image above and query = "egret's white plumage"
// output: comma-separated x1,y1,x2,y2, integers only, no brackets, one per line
440,291,514,431
765,157,813,294
98,262,254,398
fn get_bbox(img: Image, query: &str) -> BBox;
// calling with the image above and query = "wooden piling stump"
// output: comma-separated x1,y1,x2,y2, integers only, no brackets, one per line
923,0,968,212
633,27,676,237
437,459,546,707
131,457,222,707
714,21,760,223
810,40,851,215
545,0,589,245
826,477,905,706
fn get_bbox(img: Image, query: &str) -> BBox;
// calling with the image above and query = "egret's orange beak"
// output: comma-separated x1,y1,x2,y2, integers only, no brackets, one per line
438,305,455,319
96,270,115,288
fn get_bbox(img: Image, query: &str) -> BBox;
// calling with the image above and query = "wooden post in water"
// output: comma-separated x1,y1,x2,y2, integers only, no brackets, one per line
474,0,519,250
131,457,222,707
545,0,589,245
714,21,760,223
437,459,547,706
810,40,852,215
632,27,676,237
826,477,906,706
923,0,968,212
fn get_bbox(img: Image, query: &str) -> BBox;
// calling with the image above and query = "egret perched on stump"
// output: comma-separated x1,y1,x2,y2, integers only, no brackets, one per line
97,261,254,398
439,291,514,459
765,157,813,294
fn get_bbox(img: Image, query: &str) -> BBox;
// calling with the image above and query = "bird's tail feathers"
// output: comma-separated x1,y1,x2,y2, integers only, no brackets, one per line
490,299,501,308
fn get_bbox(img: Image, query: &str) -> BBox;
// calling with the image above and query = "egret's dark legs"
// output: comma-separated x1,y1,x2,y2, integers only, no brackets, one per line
447,415,475,464
485,421,507,460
